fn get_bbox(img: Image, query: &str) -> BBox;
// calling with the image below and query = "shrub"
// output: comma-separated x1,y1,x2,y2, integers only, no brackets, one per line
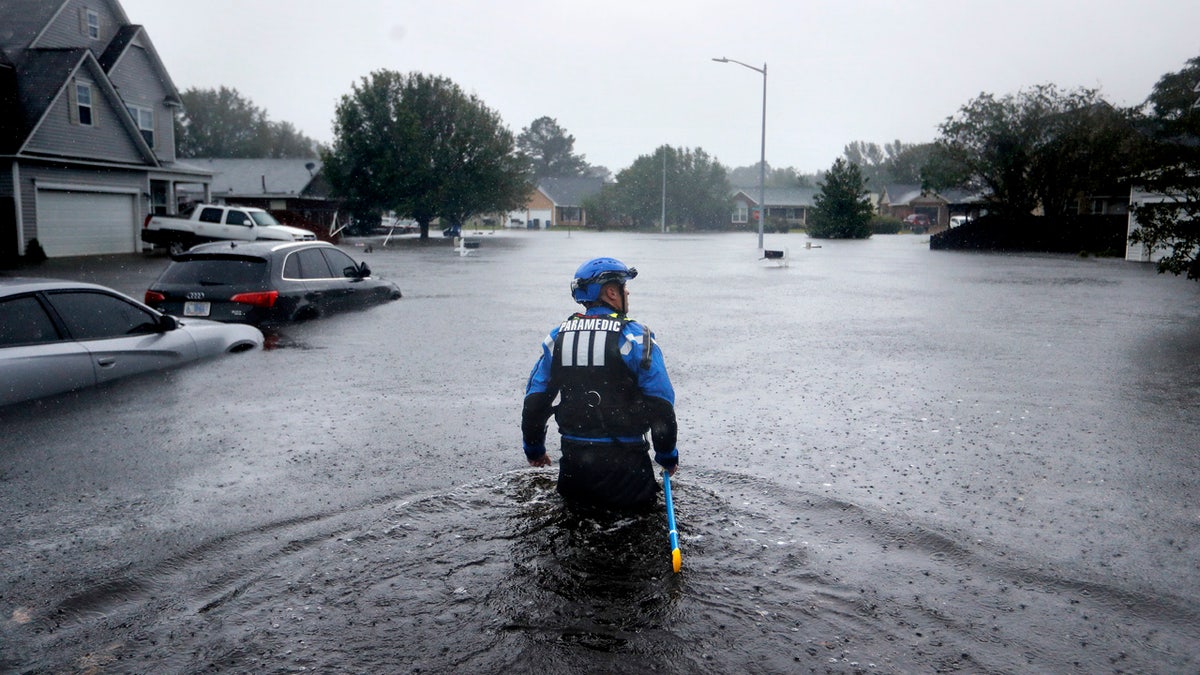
870,215,903,235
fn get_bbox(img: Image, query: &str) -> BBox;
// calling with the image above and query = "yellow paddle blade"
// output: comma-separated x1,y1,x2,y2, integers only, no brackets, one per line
671,548,682,573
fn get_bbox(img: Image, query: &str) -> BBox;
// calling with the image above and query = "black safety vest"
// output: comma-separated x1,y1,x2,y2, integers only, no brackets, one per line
550,312,646,439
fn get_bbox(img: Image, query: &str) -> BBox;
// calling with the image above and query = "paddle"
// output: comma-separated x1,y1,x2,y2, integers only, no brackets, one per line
663,469,682,573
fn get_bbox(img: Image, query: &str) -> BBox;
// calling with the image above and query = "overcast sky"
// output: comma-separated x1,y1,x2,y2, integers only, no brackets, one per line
120,0,1199,174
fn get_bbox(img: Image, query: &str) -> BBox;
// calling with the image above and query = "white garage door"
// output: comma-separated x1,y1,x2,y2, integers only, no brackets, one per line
36,190,137,257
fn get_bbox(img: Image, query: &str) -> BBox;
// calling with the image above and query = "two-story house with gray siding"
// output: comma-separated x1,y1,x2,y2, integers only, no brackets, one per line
0,0,211,260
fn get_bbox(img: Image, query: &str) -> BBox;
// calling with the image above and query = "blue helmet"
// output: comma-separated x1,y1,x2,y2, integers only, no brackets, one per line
570,257,638,304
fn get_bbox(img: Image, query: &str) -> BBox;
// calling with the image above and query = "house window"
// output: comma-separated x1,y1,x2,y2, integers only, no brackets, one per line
733,203,748,223
76,83,93,126
125,104,154,147
85,9,100,39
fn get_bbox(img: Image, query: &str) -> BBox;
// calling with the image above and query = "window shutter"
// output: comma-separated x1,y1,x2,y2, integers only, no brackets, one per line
68,80,79,125
79,7,87,35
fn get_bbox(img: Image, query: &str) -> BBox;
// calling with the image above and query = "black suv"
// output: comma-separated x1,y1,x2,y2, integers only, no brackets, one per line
145,241,401,326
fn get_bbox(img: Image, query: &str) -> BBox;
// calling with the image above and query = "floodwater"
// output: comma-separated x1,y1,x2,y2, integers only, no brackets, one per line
2,232,1198,673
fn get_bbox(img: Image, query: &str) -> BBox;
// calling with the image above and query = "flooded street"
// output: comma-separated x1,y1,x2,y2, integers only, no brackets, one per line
2,232,1199,673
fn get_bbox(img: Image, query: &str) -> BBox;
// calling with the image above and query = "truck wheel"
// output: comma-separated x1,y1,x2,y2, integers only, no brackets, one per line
168,240,186,257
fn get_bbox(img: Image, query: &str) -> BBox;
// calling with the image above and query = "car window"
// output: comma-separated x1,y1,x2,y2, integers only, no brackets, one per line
283,251,301,279
295,248,335,279
0,295,61,346
158,258,269,285
322,249,359,277
225,210,250,226
249,211,280,226
199,207,223,223
45,291,161,340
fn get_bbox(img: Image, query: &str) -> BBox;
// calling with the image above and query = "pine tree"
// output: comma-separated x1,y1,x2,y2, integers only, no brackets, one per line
808,158,873,239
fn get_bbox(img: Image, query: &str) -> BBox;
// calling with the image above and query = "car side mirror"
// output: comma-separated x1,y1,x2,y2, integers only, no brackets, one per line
157,313,179,332
356,262,371,278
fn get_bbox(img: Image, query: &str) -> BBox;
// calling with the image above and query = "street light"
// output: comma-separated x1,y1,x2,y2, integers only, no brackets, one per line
713,57,767,249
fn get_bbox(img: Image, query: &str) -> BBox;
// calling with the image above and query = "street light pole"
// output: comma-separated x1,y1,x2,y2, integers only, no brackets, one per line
713,57,767,249
661,146,667,233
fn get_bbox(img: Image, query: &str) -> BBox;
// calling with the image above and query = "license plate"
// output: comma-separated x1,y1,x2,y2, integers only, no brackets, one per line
183,301,210,317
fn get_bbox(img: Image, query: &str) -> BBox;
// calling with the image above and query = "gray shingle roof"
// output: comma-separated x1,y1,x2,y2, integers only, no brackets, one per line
186,158,324,197
98,24,139,70
734,186,820,207
538,177,603,206
12,48,87,134
881,184,982,205
0,0,62,52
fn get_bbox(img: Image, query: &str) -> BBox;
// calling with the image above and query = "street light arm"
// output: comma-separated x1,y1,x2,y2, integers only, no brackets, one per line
712,56,765,75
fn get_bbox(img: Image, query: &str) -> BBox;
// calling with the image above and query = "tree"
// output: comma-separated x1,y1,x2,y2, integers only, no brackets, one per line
1128,55,1200,280
517,116,589,179
584,146,731,230
176,86,316,158
808,158,873,239
728,162,814,188
843,140,934,189
929,84,1139,217
321,70,531,238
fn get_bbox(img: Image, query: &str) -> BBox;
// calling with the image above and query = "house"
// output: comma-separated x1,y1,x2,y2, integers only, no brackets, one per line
179,158,340,233
877,184,982,229
0,0,210,260
509,177,603,229
731,186,819,228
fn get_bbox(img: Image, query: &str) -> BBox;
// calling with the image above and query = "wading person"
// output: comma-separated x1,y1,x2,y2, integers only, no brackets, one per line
522,257,679,512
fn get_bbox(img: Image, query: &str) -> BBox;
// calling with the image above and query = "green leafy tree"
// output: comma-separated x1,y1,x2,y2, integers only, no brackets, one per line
517,116,589,179
1128,55,1200,280
176,86,316,158
929,84,1138,217
886,143,937,186
321,71,531,238
808,158,873,239
585,146,730,230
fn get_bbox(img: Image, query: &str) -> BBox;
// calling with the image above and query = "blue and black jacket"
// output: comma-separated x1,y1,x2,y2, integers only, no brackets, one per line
522,306,678,469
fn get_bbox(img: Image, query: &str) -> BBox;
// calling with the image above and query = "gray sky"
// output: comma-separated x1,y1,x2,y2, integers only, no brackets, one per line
121,0,1200,174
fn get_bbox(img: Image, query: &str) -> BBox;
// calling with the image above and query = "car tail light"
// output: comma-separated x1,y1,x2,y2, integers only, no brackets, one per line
145,290,165,304
230,290,279,308
143,214,152,228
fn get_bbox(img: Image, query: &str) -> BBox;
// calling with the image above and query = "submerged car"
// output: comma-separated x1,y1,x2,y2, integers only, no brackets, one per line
144,240,402,327
0,278,263,407
904,213,932,232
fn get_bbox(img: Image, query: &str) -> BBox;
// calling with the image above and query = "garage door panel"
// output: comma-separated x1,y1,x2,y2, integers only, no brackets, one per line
37,190,137,257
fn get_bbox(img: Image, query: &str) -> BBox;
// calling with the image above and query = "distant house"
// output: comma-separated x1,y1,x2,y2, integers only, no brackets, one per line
0,0,212,259
179,158,340,232
510,177,603,229
731,186,819,228
877,184,982,229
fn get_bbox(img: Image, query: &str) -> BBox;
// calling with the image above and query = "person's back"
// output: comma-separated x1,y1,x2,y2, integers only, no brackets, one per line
521,257,678,512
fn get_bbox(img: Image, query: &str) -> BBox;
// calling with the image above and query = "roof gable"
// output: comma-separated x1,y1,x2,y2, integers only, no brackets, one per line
537,177,603,206
16,48,157,163
1,0,178,162
98,24,180,103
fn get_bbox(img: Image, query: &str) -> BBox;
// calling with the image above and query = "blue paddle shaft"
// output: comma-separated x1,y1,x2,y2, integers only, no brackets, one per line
664,470,680,570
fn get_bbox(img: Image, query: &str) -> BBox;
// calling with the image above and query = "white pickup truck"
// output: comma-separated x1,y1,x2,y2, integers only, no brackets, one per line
142,204,317,255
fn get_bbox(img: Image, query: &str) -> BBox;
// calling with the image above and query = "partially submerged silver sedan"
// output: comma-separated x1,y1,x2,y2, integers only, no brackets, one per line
0,277,263,407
